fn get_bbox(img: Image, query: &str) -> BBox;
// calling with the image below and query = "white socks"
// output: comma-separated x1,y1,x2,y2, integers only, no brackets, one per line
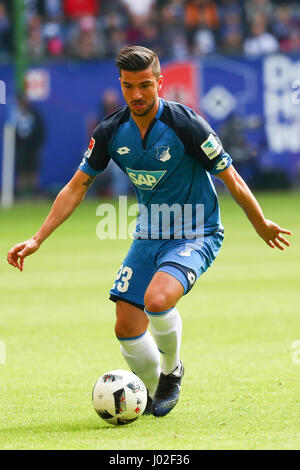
145,307,182,376
118,330,160,398
118,307,182,397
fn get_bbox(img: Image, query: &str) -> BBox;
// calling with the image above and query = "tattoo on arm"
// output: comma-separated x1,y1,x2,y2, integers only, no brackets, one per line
82,175,96,187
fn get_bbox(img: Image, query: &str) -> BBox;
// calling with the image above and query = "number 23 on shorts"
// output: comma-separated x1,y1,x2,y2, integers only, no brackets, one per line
113,264,133,293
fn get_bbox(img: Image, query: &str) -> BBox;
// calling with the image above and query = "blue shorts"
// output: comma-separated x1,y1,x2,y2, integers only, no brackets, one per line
109,231,224,311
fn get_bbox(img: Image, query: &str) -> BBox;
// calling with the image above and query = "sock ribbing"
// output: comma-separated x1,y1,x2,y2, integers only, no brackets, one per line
118,330,160,398
145,307,182,375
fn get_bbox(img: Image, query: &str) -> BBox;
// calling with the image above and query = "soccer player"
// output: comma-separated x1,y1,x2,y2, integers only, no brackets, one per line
7,46,291,417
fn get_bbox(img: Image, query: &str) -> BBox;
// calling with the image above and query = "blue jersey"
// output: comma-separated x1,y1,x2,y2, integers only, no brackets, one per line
79,98,232,238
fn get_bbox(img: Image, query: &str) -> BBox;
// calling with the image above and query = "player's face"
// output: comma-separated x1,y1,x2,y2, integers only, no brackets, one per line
120,67,163,117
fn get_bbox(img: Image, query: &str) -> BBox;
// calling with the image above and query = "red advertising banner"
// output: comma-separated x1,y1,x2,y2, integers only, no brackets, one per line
160,61,200,112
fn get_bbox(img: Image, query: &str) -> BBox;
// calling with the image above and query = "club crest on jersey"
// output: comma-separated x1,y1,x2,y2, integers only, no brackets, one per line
84,137,95,158
156,145,171,162
126,167,166,190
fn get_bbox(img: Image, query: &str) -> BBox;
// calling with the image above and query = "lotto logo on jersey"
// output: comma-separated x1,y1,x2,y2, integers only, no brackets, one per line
201,133,222,160
117,146,131,155
126,168,166,190
215,156,230,171
84,137,95,158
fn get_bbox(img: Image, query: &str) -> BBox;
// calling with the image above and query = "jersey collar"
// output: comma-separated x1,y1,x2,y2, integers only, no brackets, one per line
129,98,165,150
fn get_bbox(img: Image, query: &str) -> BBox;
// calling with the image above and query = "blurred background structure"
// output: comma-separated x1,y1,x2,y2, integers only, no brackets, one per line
0,0,300,203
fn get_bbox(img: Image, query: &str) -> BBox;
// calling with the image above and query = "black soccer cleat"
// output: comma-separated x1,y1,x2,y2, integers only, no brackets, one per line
143,392,153,415
151,361,184,417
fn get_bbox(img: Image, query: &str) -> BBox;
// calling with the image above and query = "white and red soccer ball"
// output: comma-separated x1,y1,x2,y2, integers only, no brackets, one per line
92,370,147,425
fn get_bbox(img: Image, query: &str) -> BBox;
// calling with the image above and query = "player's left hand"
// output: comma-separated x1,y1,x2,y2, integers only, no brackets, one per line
255,219,292,250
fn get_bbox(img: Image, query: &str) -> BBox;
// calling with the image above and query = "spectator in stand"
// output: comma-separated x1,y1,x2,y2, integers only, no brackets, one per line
15,95,45,198
220,28,243,54
244,0,274,25
157,1,188,58
184,0,219,54
140,22,162,55
68,15,106,59
99,1,129,57
218,0,244,54
44,23,65,57
8,0,299,61
185,0,219,30
27,14,46,60
120,0,155,18
287,30,300,54
106,28,127,58
24,0,39,20
40,0,65,57
244,14,279,56
34,0,62,17
271,3,300,53
125,14,147,46
193,28,216,55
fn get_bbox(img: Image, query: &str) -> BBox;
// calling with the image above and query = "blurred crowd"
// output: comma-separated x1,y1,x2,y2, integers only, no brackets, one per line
0,0,300,61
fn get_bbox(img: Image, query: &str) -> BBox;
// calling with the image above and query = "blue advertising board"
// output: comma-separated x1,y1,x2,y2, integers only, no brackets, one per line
0,55,299,191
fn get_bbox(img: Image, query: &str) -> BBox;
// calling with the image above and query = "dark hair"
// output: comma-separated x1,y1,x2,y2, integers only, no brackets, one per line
115,46,161,78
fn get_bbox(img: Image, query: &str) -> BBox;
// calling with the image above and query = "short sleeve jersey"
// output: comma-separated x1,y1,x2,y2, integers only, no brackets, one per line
79,98,232,238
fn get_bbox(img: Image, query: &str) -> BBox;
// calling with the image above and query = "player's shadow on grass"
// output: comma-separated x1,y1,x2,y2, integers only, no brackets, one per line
3,416,153,435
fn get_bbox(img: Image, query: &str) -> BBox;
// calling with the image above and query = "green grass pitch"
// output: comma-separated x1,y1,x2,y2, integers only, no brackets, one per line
0,191,299,450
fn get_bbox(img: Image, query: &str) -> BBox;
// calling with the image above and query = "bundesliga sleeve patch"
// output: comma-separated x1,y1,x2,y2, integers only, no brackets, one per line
84,137,95,159
201,133,222,160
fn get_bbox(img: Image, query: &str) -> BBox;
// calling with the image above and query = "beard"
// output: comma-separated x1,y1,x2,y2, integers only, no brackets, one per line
129,98,157,117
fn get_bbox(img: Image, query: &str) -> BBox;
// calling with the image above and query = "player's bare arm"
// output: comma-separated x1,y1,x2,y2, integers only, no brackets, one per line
217,164,292,250
7,169,94,271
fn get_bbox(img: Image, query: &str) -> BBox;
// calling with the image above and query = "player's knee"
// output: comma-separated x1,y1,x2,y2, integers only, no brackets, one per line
114,321,135,340
144,292,172,313
114,313,149,340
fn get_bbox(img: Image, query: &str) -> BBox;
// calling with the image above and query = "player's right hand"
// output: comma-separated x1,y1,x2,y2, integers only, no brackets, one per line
7,238,40,272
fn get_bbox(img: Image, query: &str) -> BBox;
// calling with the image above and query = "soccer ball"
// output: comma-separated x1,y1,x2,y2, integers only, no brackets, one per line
92,369,147,425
